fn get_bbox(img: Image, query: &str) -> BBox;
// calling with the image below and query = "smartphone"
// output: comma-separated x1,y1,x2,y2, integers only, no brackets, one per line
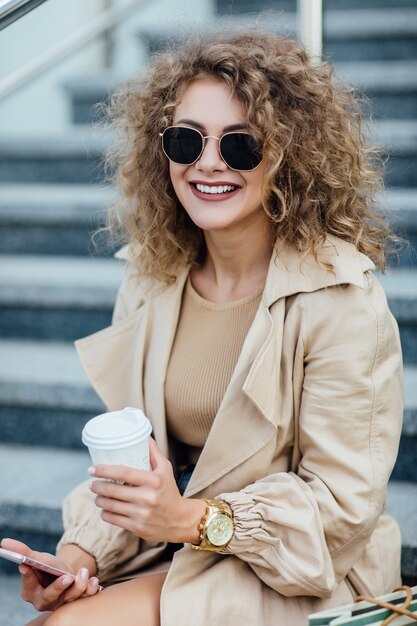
0,547,102,590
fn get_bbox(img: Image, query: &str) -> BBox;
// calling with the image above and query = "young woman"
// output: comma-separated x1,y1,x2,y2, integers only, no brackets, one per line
2,30,403,626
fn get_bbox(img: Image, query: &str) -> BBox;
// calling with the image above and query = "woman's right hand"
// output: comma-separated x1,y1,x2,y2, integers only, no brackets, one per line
1,538,100,612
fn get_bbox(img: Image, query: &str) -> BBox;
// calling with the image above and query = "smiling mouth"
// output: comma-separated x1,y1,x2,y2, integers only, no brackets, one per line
193,183,238,195
189,183,242,201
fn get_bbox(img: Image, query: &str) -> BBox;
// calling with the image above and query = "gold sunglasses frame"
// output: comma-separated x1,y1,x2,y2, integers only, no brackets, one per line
159,125,263,172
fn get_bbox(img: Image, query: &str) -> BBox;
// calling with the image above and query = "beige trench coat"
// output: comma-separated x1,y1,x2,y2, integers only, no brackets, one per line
58,235,403,625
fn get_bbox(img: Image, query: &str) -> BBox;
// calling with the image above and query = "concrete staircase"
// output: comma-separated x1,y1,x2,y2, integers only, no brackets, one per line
1,1,416,623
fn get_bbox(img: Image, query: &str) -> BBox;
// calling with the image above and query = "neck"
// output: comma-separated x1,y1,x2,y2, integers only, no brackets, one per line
195,215,275,301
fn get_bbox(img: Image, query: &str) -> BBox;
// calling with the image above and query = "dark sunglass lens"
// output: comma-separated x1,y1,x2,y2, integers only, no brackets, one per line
220,133,262,170
162,127,202,164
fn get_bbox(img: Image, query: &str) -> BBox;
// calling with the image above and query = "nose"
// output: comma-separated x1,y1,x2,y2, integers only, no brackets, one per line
195,136,227,172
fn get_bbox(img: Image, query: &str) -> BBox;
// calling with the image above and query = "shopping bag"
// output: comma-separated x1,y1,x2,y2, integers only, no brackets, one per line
308,586,417,626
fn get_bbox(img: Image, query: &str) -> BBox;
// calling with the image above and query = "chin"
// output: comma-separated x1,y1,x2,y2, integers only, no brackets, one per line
193,213,240,232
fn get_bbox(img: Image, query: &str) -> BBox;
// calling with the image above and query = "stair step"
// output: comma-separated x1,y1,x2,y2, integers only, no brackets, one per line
0,255,122,340
63,73,125,126
324,8,417,41
0,255,122,306
0,444,90,572
377,121,417,188
0,183,114,256
336,60,417,92
336,61,417,120
0,338,104,448
0,130,110,184
391,365,417,482
386,481,417,581
384,188,417,268
377,270,417,366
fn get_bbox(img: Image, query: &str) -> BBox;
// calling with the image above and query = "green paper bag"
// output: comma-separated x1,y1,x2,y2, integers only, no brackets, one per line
308,586,417,626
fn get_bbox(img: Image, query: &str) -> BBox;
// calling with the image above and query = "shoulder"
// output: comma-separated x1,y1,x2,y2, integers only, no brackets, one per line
112,245,156,323
112,244,188,323
298,271,398,361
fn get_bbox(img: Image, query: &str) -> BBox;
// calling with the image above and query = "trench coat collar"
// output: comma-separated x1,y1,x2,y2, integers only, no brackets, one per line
76,235,375,496
262,234,375,306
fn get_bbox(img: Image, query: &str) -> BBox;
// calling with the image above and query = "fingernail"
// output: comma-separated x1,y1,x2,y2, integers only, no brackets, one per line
80,568,89,581
19,566,27,576
88,480,94,490
88,466,96,475
91,577,99,587
62,576,72,586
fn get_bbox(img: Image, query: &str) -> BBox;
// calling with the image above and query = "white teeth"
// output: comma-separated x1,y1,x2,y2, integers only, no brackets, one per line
195,183,236,194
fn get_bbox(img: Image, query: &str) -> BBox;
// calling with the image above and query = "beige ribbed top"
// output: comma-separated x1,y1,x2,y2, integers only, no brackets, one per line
165,276,262,462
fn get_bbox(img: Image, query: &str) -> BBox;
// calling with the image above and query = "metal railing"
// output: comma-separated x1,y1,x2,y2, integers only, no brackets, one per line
298,0,323,65
0,0,48,31
0,0,154,101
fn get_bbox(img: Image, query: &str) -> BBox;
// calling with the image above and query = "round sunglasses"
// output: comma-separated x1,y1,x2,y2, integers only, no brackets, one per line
159,126,263,172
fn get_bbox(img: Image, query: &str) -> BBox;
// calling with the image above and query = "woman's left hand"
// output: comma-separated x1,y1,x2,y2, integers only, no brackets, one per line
89,438,205,544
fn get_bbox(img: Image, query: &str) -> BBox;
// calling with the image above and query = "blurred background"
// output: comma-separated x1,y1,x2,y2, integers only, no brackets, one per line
0,0,416,622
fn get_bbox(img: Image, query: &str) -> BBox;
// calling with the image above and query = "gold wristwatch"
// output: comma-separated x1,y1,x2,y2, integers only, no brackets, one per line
190,499,234,552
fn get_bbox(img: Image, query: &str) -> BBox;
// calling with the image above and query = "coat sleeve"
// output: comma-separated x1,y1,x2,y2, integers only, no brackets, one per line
217,272,403,597
56,480,140,580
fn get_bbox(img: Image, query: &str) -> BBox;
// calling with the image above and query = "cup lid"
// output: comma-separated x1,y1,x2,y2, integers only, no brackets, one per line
81,407,152,450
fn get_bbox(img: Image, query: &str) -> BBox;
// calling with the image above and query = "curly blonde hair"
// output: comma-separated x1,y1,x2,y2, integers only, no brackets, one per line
102,29,397,284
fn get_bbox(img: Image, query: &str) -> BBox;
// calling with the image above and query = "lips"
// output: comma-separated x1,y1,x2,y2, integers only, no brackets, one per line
189,181,241,202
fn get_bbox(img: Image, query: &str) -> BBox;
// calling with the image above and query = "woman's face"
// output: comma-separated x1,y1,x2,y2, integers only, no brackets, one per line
168,78,268,236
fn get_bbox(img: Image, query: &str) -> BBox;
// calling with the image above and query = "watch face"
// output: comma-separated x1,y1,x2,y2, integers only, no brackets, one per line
207,513,234,547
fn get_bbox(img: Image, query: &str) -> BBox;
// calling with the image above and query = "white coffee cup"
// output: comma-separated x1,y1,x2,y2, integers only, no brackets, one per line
81,407,152,471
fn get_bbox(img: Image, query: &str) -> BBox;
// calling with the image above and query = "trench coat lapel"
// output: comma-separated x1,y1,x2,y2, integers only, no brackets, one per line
183,299,280,497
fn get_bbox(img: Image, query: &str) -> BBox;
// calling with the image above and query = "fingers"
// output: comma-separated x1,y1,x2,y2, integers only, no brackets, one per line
90,476,159,503
89,439,171,484
6,539,100,611
99,510,135,533
1,537,32,556
89,463,151,486
149,437,167,470
19,564,42,599
94,494,135,517
19,565,73,611
81,576,101,597
90,479,138,503
1,538,57,567
64,567,98,602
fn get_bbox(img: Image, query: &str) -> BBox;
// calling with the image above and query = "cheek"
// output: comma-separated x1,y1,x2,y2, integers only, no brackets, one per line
169,163,186,194
244,174,263,204
247,165,267,203
169,165,192,209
